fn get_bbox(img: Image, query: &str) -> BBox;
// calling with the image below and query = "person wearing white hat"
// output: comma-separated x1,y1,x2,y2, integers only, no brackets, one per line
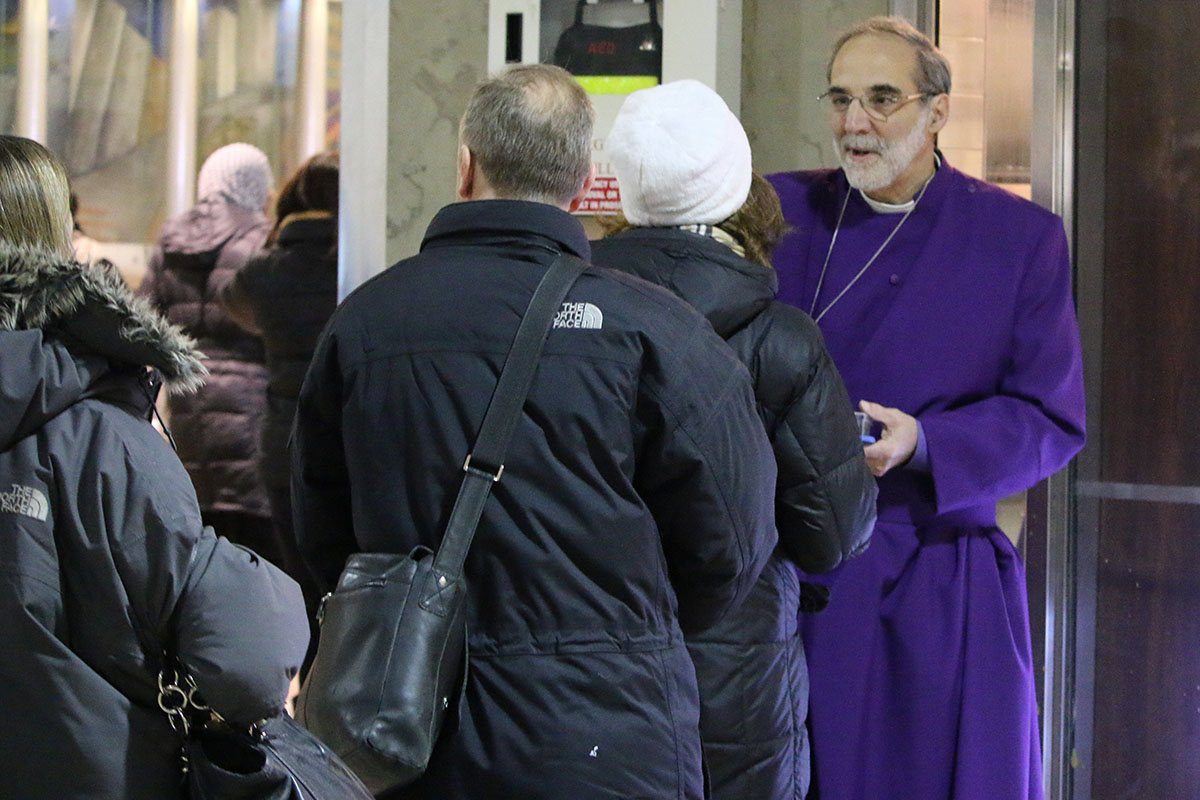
604,78,752,228
139,143,278,566
196,141,273,212
592,79,878,800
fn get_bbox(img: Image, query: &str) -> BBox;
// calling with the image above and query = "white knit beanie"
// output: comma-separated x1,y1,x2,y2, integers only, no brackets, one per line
607,80,752,227
196,142,272,211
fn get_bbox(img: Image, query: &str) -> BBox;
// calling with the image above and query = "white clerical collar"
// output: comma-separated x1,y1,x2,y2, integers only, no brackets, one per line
860,192,916,214
859,153,942,214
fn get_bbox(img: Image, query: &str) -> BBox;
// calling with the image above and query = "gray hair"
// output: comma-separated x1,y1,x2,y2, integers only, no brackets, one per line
0,135,74,258
828,16,952,98
460,64,594,205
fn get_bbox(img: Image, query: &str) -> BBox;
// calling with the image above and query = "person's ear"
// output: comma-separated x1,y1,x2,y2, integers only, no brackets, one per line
456,144,475,200
566,163,597,213
928,94,950,135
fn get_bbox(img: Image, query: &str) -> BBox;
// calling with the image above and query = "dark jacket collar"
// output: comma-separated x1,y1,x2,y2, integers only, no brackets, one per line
278,214,336,246
421,200,591,261
594,227,777,338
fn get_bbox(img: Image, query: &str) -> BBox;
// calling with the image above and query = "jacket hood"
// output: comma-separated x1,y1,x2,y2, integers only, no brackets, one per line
0,243,207,401
159,197,267,260
592,228,777,338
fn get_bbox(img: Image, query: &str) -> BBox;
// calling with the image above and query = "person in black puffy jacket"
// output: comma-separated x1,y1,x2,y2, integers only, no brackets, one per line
0,135,308,800
591,80,878,800
220,151,339,668
139,142,276,563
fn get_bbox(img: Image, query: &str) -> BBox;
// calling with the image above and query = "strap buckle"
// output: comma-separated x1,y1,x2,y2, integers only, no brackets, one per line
463,454,503,482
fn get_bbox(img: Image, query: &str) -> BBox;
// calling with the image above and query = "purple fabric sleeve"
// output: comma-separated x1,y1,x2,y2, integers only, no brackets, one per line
903,420,930,473
920,217,1086,513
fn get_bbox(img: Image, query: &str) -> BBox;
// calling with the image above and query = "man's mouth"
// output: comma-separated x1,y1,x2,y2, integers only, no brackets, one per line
845,147,879,160
839,137,883,160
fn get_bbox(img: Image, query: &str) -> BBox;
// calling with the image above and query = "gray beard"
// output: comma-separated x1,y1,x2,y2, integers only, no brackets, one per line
834,107,933,194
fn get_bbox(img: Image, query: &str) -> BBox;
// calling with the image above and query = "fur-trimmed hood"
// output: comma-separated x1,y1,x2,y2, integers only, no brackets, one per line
0,243,207,394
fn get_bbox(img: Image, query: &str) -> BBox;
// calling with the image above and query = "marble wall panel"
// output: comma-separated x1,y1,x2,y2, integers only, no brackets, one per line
386,0,488,264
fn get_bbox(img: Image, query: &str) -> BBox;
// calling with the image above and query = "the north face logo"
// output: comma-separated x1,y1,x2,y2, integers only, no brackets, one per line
553,302,603,330
0,484,49,522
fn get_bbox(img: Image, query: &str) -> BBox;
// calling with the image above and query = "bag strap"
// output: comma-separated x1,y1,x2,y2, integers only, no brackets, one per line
575,0,658,26
430,252,587,582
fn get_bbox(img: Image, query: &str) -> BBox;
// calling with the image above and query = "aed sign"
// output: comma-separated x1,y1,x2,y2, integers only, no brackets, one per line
487,0,742,215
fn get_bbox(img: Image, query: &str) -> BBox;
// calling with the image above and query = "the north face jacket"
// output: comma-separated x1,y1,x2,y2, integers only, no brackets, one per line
139,197,271,517
0,246,309,799
292,200,779,800
592,227,878,800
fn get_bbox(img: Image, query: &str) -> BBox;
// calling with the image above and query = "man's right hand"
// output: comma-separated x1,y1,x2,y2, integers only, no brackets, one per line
859,400,918,477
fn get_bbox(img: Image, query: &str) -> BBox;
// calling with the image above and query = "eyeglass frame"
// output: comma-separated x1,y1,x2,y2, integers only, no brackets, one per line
817,89,938,122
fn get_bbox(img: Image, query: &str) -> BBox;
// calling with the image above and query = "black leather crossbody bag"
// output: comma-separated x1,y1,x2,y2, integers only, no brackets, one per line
296,253,588,795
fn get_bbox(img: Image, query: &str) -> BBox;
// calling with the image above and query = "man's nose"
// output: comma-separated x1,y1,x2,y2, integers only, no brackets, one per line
841,97,874,133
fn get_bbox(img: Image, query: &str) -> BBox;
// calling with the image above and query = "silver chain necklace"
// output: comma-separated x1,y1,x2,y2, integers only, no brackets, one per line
808,176,932,324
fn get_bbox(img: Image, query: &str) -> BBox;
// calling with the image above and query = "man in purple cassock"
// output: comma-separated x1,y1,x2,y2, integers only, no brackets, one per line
767,17,1086,800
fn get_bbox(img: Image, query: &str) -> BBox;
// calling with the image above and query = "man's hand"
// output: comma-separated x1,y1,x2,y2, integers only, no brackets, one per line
860,400,919,477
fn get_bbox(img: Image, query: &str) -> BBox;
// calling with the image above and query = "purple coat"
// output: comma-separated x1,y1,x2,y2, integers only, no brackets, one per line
140,198,271,518
768,161,1085,800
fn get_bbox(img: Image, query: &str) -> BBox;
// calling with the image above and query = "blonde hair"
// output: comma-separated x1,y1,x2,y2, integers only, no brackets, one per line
0,135,74,257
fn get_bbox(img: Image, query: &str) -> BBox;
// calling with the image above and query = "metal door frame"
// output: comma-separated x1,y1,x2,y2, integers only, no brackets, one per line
1035,1,1089,797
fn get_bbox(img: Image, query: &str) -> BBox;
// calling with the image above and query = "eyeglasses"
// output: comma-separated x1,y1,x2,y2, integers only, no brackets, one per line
817,90,932,121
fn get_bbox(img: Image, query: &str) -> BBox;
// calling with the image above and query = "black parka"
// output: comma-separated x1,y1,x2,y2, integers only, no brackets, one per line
139,197,271,517
0,247,309,799
592,227,878,800
292,201,779,800
219,215,338,491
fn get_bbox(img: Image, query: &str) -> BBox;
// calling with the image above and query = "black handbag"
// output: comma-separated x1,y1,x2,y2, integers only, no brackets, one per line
118,409,372,800
552,0,662,81
296,253,588,795
156,656,373,800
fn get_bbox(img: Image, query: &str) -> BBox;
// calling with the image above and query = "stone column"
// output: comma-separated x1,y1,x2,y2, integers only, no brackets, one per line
338,0,391,299
298,0,329,160
14,0,49,141
167,0,199,216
